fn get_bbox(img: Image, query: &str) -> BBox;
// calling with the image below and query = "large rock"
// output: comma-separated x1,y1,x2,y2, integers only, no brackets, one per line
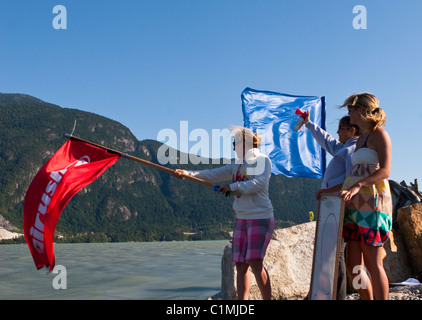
383,229,413,283
397,202,422,273
221,221,415,300
221,222,316,300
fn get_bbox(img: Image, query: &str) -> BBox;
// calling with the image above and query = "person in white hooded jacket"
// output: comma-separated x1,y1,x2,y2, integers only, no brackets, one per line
172,126,274,300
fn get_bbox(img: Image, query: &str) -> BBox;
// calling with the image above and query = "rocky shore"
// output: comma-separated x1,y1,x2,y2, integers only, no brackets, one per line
0,215,23,241
214,201,422,301
0,227,22,240
346,284,422,300
211,285,422,300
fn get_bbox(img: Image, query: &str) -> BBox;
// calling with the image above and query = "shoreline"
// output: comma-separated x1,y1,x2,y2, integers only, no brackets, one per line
0,227,23,241
346,284,422,300
209,284,422,300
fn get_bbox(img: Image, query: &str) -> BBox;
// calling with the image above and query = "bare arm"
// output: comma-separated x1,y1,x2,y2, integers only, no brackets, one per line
315,183,343,199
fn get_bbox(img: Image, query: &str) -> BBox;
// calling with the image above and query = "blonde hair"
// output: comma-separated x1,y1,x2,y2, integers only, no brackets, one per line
230,126,262,149
340,93,387,133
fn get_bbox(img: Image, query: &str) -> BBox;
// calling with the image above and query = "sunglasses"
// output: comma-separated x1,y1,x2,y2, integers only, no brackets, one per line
347,105,360,112
338,126,351,131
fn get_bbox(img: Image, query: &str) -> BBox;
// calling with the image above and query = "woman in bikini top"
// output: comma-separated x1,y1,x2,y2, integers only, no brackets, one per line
339,93,393,301
352,134,379,166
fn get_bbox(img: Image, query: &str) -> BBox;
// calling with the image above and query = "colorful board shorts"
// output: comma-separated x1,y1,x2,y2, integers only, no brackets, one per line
232,218,274,263
342,163,392,247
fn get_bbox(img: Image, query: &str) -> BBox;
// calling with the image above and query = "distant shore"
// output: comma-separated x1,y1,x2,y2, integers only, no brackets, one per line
0,227,23,241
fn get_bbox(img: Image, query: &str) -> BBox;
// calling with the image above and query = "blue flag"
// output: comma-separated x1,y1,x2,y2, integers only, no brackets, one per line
242,87,326,178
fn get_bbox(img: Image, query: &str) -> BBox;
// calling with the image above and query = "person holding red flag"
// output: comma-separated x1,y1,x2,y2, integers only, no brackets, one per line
172,126,274,300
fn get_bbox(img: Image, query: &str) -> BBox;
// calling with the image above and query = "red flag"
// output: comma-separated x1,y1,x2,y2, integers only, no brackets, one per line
23,139,120,271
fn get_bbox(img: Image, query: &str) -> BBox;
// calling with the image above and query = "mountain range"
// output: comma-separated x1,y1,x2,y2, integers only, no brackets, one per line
0,93,322,242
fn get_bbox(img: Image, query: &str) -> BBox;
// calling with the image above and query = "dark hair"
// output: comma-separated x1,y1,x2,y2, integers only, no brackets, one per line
340,116,360,136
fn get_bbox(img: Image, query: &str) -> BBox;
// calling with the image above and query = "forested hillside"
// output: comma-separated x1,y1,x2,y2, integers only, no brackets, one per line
0,93,322,242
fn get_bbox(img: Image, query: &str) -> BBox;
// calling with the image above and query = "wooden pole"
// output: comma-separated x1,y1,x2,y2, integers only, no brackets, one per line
64,134,214,188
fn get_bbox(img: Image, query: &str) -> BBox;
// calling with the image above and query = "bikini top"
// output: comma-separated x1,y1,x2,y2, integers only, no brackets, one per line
351,135,379,166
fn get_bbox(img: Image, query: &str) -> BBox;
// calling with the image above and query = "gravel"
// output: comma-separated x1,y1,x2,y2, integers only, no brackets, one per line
345,284,422,300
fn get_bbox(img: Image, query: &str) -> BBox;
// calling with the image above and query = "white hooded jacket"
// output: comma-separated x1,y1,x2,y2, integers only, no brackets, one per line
184,148,274,219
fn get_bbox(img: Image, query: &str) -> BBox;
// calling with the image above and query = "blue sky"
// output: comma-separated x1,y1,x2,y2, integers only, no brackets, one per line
1,0,421,183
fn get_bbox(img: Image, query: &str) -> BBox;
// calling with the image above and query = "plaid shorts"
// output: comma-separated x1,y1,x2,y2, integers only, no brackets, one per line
232,218,274,263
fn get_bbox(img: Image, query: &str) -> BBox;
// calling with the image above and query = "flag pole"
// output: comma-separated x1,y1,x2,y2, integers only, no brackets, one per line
64,134,214,188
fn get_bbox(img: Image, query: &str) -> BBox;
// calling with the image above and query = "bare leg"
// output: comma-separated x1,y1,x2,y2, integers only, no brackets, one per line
346,241,373,300
360,244,389,300
248,259,271,300
236,262,250,300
